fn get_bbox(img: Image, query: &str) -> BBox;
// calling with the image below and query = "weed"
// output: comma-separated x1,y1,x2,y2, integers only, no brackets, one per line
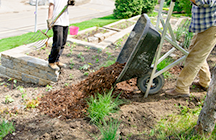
25,98,39,109
77,52,82,58
79,64,90,70
80,56,85,62
64,83,69,87
46,85,53,92
16,86,25,93
69,74,74,79
5,95,14,104
97,49,102,54
96,58,100,63
0,119,15,139
84,72,89,76
96,119,120,140
92,55,96,60
86,89,122,123
21,93,27,100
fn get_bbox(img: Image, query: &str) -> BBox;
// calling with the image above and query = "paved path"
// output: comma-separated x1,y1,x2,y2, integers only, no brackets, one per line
0,0,115,39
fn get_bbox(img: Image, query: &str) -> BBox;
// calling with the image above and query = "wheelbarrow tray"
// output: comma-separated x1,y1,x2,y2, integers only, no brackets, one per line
116,14,161,83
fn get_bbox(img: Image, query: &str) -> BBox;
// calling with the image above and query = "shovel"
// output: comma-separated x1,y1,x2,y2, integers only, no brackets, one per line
24,4,69,48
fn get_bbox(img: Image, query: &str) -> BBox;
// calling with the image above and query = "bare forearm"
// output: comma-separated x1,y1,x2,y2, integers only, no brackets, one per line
48,3,54,19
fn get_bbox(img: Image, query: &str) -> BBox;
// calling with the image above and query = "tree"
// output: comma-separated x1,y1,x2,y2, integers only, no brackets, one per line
195,66,216,136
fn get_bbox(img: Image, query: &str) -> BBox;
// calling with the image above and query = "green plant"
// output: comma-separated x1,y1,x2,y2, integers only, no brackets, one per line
142,0,157,13
84,72,89,76
80,56,85,62
69,74,74,79
96,58,100,63
113,0,143,19
25,98,40,109
100,59,117,68
46,85,53,91
79,64,90,70
64,83,69,87
165,0,192,16
175,19,193,49
0,119,15,139
96,119,120,140
150,105,216,139
5,95,14,104
77,52,82,58
16,86,25,93
86,89,122,123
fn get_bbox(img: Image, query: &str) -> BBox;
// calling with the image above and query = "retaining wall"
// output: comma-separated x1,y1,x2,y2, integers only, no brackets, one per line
0,53,59,86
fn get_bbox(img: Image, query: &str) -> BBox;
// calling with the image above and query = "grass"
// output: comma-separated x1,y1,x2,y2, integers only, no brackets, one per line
0,14,120,53
86,89,122,124
150,104,216,140
0,119,15,140
95,119,120,140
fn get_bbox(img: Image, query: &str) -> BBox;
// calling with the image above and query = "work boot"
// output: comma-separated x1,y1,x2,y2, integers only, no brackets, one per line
165,89,190,97
56,62,67,68
192,80,208,91
48,63,60,71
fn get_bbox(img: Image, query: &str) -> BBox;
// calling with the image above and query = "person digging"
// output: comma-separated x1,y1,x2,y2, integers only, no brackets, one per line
47,0,75,70
165,0,216,97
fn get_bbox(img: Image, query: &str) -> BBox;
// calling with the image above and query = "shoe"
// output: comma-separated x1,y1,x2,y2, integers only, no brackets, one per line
48,63,60,71
56,62,67,68
165,89,190,97
192,81,208,91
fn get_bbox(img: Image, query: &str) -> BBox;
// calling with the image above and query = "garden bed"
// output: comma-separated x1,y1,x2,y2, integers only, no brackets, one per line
1,15,216,139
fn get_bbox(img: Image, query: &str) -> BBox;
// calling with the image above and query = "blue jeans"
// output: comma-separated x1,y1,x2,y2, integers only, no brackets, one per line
48,25,68,63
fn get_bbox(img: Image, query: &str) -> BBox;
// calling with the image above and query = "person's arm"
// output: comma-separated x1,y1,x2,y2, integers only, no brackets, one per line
48,3,54,20
47,3,54,29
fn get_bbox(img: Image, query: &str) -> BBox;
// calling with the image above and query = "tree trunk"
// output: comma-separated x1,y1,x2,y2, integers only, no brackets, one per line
195,66,216,136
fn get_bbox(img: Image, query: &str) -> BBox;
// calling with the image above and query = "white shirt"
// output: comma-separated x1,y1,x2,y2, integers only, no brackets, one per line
49,0,69,26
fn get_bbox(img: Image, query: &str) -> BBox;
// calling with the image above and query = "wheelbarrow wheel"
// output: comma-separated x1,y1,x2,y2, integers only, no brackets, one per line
137,71,165,94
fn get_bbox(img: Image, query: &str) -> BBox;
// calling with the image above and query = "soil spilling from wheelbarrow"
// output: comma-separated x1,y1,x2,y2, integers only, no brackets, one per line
38,62,126,120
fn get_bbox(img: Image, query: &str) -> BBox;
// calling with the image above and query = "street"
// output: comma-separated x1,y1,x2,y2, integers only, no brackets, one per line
0,0,115,39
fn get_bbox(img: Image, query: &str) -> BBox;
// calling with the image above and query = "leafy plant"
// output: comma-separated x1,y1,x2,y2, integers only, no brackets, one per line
25,98,39,109
113,0,143,19
46,85,53,92
79,64,90,70
84,72,89,76
142,0,157,13
0,119,15,139
17,86,25,93
77,52,83,58
5,95,14,104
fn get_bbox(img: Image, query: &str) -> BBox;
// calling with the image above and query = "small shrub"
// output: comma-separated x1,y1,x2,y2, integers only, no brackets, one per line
165,0,192,16
113,0,143,19
142,0,157,14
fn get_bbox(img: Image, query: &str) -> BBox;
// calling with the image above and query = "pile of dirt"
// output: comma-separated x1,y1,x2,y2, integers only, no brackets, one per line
38,62,125,120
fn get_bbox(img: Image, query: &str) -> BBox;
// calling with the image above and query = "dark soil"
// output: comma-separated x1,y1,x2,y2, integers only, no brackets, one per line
1,28,216,139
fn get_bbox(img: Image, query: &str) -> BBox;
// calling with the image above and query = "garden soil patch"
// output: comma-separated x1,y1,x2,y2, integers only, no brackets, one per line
1,29,216,139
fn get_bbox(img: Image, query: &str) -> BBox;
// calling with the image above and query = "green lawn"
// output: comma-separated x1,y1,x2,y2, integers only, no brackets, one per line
0,14,120,53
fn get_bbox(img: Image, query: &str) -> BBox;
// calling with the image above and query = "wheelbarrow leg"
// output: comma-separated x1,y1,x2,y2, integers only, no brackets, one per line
144,0,175,98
